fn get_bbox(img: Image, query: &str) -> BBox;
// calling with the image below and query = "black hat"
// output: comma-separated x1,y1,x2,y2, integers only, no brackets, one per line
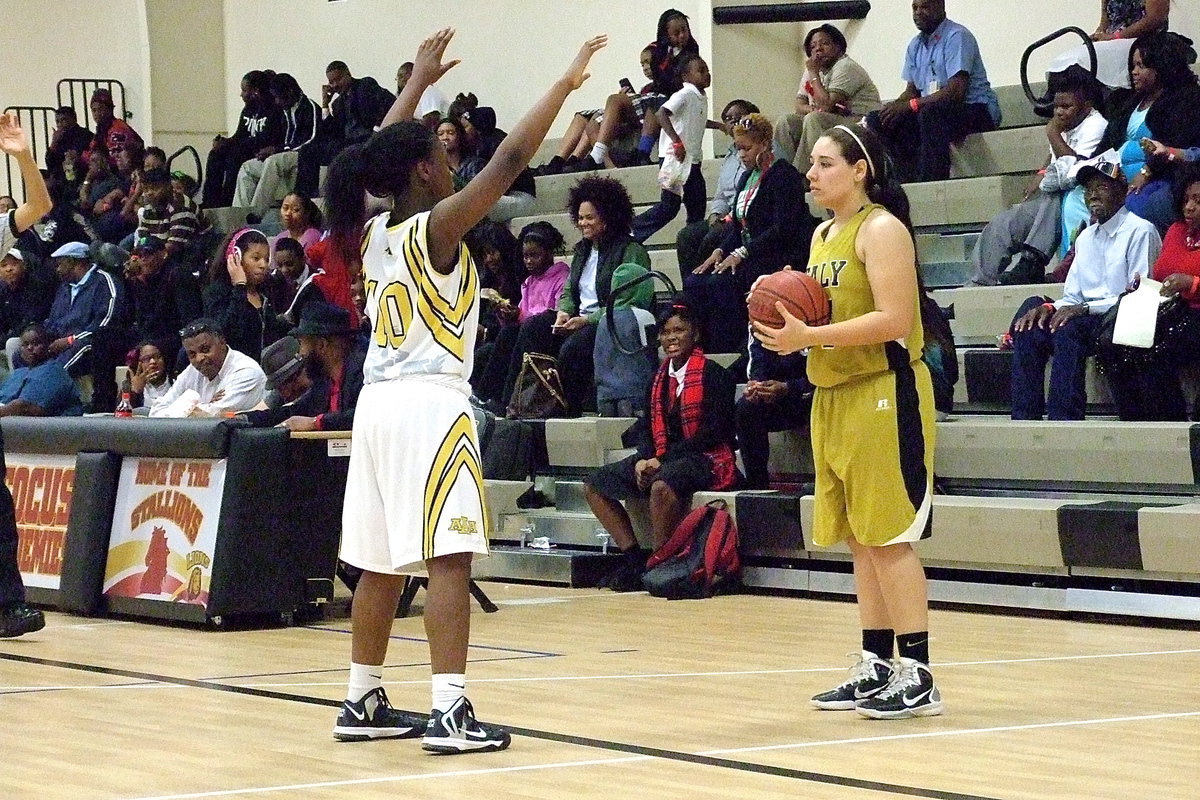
290,301,355,337
131,236,166,256
260,336,305,389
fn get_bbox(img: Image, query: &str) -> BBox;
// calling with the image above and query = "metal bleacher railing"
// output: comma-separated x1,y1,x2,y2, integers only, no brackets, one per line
57,78,129,131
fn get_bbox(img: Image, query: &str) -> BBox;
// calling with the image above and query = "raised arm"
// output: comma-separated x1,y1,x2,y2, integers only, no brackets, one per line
426,35,607,271
381,29,461,129
0,113,53,233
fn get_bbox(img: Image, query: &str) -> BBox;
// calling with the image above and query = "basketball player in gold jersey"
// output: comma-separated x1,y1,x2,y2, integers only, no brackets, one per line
324,29,606,751
754,124,942,719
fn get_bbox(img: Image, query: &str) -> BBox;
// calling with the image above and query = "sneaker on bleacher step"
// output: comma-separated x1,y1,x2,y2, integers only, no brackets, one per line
810,651,894,710
564,155,601,174
854,657,943,720
422,696,511,754
332,686,426,741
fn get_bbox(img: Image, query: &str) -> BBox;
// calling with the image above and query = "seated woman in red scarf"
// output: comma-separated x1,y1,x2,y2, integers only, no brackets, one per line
582,299,740,591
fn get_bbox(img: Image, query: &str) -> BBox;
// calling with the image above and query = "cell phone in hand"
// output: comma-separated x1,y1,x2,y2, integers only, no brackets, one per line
619,78,635,94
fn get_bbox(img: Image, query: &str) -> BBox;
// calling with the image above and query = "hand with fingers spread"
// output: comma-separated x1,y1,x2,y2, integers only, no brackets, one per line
411,27,462,87
561,35,608,91
0,113,31,155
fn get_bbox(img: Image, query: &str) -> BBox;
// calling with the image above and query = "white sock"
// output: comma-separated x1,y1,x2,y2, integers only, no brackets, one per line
589,142,609,164
347,662,383,703
431,673,466,713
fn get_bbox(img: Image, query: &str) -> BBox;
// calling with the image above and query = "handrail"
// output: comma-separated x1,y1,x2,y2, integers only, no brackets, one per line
1020,26,1096,106
604,269,679,356
714,1,870,25
167,145,204,194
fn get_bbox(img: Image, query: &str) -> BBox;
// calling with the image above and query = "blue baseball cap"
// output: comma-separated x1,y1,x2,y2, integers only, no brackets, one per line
51,242,92,260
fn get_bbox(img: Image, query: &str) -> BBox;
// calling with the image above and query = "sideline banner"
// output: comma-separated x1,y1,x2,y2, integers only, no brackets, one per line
103,458,227,608
5,454,76,591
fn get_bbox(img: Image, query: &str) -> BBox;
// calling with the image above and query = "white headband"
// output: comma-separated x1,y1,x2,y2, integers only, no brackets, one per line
833,124,876,182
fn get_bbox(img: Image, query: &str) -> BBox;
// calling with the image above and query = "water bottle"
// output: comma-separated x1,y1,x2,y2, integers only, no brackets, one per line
595,527,613,555
519,522,535,548
114,378,134,418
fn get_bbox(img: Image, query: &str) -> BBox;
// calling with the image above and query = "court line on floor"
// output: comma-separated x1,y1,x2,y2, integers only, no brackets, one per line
303,626,562,657
0,651,998,800
700,710,1200,756
228,646,1200,689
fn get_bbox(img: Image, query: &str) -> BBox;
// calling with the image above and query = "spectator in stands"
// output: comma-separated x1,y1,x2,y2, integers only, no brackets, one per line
396,61,450,128
134,167,201,258
584,300,739,591
304,229,359,328
171,171,199,203
466,221,523,346
295,61,395,199
0,248,55,357
1045,2,1168,98
149,317,266,416
264,237,310,313
965,78,1107,286
203,228,289,361
124,236,202,364
233,73,320,209
82,88,142,169
864,0,1000,183
270,193,322,253
773,24,881,174
1093,32,1200,235
437,116,483,190
262,302,366,432
631,52,716,244
1096,164,1200,420
0,196,13,213
91,142,141,243
143,146,167,171
459,107,538,222
690,114,813,355
41,241,123,410
126,340,174,409
629,9,702,165
45,106,93,202
1010,155,1160,420
1094,0,1168,40
203,71,282,208
676,99,758,274
736,333,812,490
0,323,82,417
501,176,651,415
471,221,569,406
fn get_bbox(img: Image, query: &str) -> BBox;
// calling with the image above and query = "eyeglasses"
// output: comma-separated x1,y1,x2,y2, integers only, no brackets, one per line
179,321,213,339
733,117,754,130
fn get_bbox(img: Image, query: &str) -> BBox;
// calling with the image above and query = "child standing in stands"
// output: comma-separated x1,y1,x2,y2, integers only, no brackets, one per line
631,53,717,244
323,28,605,753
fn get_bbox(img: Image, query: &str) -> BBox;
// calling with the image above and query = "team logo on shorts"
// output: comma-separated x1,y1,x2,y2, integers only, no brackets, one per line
448,516,479,535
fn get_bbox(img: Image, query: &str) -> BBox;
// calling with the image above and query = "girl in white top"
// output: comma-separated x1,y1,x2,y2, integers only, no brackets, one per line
323,29,606,754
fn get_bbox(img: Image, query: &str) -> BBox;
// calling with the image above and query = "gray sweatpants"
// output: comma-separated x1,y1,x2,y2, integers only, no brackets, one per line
965,191,1061,286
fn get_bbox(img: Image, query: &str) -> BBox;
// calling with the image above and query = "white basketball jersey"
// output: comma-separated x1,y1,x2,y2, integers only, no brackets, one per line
360,210,479,392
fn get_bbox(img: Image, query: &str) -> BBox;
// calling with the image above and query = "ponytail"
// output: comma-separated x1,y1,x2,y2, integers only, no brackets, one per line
324,143,368,268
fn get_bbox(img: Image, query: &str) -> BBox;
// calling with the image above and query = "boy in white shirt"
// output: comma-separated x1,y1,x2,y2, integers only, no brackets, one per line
632,53,719,243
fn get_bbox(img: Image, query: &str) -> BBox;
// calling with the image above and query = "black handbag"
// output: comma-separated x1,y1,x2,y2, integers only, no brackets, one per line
506,352,568,419
1095,294,1194,368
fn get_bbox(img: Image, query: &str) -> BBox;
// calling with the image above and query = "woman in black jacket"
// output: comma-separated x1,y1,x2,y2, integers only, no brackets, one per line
583,300,739,591
687,113,815,354
202,228,289,361
498,176,650,414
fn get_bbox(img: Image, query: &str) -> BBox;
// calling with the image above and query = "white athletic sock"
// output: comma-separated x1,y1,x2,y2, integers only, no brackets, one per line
589,142,609,164
347,662,383,703
431,673,466,713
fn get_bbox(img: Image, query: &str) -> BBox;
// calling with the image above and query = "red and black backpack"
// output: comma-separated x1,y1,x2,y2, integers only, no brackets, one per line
642,499,741,599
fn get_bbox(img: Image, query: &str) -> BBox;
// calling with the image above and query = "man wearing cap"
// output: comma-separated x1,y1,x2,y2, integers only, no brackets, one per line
0,248,55,363
1009,153,1161,420
0,323,83,418
40,241,124,408
242,335,322,427
81,88,143,169
278,301,366,432
149,317,266,417
124,235,202,360
0,110,54,639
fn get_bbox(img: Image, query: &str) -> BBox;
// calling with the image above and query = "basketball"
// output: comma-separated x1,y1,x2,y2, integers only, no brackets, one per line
747,270,830,328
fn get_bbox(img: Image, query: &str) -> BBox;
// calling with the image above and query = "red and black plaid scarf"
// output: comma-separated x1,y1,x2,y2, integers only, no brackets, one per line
649,348,737,490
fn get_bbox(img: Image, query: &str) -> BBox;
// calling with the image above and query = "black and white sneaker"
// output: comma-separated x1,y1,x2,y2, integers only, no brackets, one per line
855,657,943,719
333,687,426,741
810,651,894,710
422,697,511,754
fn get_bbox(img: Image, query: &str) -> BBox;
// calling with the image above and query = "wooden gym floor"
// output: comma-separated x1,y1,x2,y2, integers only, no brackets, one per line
2,584,1197,799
